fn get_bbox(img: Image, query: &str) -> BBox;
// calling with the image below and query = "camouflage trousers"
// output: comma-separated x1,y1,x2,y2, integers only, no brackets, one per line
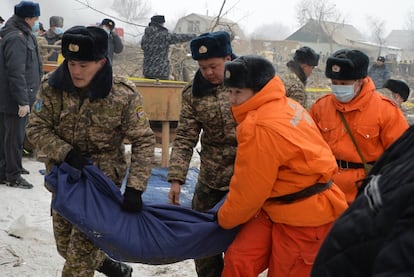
192,181,228,277
52,209,106,277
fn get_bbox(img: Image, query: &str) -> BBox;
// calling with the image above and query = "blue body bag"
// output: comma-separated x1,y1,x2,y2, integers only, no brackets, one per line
45,163,239,264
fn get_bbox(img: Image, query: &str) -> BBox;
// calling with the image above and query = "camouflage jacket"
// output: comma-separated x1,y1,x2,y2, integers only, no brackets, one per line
140,23,195,79
26,62,155,191
168,71,237,190
280,60,307,109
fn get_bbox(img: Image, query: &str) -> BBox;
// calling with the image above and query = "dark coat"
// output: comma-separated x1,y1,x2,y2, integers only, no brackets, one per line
107,30,123,62
140,23,195,79
311,125,414,277
0,15,42,114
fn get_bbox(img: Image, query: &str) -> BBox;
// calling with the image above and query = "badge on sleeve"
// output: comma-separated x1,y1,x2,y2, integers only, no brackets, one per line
34,98,43,112
135,105,147,123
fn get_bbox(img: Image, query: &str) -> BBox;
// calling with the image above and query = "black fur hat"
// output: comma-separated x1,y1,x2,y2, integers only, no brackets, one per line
325,49,369,80
224,55,275,93
151,15,165,24
190,31,232,60
294,46,320,66
14,1,40,18
62,26,108,61
383,79,410,101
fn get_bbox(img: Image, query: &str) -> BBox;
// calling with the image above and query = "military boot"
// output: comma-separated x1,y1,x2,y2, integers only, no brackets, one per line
97,257,133,277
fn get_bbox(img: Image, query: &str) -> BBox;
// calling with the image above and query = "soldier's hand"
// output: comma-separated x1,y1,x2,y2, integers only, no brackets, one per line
122,187,143,213
168,181,181,205
18,105,30,118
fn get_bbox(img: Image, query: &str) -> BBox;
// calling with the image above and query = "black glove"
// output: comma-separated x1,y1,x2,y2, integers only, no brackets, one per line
64,149,89,170
122,187,143,213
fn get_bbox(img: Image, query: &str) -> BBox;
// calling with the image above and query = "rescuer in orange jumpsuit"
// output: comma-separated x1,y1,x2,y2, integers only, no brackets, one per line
217,55,348,277
309,49,409,203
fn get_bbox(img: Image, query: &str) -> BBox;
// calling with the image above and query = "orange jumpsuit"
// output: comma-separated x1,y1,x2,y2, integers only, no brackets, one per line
309,77,409,203
217,76,348,277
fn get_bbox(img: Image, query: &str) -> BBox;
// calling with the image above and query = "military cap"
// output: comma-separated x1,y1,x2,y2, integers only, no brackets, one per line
14,1,40,18
224,55,275,93
325,49,369,80
190,31,233,61
61,26,108,61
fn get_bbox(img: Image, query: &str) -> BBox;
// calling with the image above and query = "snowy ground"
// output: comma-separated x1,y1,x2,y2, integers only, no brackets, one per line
0,147,200,277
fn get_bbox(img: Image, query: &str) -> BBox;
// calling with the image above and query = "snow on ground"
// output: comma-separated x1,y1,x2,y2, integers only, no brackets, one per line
0,147,200,277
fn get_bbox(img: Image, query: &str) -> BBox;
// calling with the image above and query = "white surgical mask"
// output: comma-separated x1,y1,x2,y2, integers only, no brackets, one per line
331,83,356,103
32,20,39,32
54,27,63,35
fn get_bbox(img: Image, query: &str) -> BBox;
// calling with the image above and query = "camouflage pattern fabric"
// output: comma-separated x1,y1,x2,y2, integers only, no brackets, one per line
281,71,308,109
27,75,155,191
52,210,106,277
168,83,237,191
26,75,155,275
168,83,237,277
141,24,195,79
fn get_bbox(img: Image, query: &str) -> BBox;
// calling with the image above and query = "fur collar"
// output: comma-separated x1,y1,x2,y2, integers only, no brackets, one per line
48,59,113,99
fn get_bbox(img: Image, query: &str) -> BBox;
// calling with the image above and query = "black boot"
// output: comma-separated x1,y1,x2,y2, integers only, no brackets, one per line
97,257,133,277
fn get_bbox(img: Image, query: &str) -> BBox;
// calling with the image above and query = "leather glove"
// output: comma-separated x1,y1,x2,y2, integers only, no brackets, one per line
18,105,30,118
122,187,143,213
64,149,89,170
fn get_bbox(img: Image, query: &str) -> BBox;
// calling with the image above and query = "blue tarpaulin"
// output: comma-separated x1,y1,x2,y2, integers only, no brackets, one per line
45,163,238,264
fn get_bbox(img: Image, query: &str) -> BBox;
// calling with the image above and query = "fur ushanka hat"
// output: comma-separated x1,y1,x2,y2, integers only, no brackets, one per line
224,55,275,93
325,49,369,80
294,46,320,66
61,26,108,61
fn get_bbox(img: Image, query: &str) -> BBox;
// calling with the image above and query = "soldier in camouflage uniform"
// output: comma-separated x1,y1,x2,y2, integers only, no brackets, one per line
281,46,320,109
167,31,237,277
26,26,155,277
141,15,196,80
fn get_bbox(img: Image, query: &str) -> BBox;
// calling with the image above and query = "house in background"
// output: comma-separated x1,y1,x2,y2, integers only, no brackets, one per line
385,30,414,61
285,19,402,63
173,13,246,40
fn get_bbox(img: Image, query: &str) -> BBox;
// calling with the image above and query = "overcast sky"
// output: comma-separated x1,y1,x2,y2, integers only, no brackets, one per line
1,0,413,40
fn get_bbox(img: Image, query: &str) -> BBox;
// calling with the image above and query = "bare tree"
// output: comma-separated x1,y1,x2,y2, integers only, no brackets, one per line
111,0,150,22
295,0,345,52
367,16,387,57
405,8,414,30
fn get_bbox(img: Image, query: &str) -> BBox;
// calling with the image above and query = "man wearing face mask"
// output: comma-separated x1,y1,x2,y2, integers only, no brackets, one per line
45,15,64,62
0,0,42,189
309,49,409,203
